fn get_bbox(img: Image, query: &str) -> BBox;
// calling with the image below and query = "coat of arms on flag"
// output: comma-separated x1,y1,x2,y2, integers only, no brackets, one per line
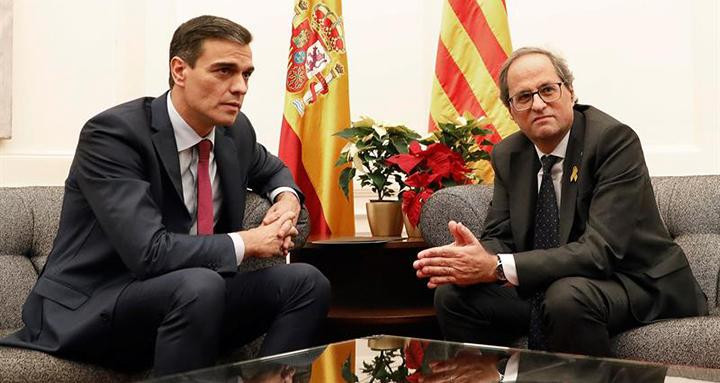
286,1,346,117
279,0,355,237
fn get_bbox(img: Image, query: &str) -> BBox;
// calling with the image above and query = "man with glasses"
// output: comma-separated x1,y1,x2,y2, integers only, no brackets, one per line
414,47,707,356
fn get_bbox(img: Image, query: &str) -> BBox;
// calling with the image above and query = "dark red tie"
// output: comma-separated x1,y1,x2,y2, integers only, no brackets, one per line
197,139,214,235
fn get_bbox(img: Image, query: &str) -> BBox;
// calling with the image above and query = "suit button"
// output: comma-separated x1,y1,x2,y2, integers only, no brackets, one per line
100,312,110,322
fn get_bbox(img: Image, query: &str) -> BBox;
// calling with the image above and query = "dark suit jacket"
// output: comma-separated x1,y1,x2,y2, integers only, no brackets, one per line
2,92,303,359
481,104,707,323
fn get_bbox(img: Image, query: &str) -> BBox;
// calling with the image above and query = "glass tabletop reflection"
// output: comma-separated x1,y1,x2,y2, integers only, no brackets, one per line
144,335,720,382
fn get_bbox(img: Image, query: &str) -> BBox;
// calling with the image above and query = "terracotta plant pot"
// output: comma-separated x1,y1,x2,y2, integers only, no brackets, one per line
366,201,403,236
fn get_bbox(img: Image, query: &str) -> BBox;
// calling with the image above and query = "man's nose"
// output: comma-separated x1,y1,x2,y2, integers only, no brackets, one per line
531,93,547,110
231,76,248,95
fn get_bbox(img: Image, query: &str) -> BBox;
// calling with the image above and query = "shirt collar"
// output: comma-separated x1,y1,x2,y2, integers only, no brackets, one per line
167,93,215,152
534,128,571,161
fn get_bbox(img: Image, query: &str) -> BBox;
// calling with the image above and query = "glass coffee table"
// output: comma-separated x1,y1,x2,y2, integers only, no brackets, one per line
145,335,720,382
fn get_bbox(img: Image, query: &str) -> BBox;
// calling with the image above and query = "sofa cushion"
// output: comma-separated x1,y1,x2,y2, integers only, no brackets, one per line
419,184,493,247
652,176,720,237
24,187,64,272
674,234,720,312
0,329,145,383
0,189,32,256
612,316,720,368
0,256,36,330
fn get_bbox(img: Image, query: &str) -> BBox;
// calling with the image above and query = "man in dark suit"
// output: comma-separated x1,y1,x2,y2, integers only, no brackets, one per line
1,15,330,376
414,47,707,356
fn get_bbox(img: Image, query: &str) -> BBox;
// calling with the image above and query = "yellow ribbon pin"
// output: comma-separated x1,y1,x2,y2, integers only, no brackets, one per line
570,166,579,182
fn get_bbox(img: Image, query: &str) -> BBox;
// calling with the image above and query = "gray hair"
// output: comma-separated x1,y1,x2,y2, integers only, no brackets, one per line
498,47,575,108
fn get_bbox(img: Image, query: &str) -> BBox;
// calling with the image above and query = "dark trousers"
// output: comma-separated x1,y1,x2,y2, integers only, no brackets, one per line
105,263,330,376
434,277,638,356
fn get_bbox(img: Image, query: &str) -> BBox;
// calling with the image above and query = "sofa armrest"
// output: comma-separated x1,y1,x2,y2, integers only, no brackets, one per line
240,191,310,272
419,184,493,247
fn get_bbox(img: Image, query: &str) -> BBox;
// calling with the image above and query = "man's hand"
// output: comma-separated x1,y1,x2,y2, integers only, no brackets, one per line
240,211,298,258
413,221,497,288
262,192,301,254
263,192,301,226
418,352,502,383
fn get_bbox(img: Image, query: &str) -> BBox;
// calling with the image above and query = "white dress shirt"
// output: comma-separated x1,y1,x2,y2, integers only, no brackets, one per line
167,95,297,266
498,130,571,285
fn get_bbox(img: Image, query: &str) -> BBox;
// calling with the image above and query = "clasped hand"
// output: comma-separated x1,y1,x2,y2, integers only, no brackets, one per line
241,192,301,258
413,221,498,288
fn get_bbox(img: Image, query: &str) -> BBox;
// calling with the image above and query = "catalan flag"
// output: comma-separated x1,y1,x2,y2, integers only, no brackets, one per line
279,0,355,237
429,0,518,183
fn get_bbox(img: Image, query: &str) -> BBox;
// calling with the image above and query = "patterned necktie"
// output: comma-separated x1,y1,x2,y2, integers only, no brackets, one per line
528,154,560,350
196,139,214,235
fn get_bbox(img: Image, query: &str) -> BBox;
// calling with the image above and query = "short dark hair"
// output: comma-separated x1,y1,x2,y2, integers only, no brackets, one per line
498,47,576,108
168,15,253,88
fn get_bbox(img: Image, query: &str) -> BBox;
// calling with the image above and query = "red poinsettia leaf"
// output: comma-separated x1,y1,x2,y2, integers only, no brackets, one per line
386,153,423,173
408,140,423,154
402,189,433,226
404,340,428,369
406,371,421,383
418,188,434,203
426,172,444,185
402,191,421,226
405,172,431,188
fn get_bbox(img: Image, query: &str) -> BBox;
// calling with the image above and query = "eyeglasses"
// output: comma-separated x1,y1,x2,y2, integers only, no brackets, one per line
509,82,564,112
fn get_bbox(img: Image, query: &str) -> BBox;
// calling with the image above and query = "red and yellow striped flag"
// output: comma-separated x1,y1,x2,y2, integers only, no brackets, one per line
429,0,518,183
279,0,355,237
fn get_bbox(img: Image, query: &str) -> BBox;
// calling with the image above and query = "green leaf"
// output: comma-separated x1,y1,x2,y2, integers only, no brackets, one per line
336,154,350,166
391,137,410,154
335,127,373,139
338,167,355,199
369,172,386,193
341,354,359,382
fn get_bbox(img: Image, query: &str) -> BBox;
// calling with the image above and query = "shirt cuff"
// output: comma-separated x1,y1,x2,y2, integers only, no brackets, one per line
498,253,519,286
227,232,245,266
503,352,520,382
269,187,299,203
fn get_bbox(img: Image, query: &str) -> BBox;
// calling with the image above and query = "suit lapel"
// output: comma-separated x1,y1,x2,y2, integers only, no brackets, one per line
150,93,184,203
509,140,541,251
214,128,247,231
559,110,586,244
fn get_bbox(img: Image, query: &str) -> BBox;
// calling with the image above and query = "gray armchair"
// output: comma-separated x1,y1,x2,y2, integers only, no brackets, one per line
419,175,720,368
0,186,309,382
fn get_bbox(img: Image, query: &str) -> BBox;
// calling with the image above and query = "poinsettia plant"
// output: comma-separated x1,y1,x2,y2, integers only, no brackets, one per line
387,114,494,226
342,339,430,383
335,116,421,201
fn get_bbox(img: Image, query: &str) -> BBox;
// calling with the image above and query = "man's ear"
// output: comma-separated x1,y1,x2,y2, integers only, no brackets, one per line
170,56,188,87
566,84,576,102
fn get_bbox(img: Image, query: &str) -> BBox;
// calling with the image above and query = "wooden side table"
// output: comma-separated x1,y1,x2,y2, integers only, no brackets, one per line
289,237,440,342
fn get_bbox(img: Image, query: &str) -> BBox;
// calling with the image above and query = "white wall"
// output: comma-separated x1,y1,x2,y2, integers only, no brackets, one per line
1,1,719,228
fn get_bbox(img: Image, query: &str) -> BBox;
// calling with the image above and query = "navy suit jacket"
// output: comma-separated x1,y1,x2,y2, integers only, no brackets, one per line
481,104,707,323
2,92,302,359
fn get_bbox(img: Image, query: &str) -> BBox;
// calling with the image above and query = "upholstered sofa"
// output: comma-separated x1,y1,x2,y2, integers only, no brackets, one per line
420,175,720,369
0,186,309,382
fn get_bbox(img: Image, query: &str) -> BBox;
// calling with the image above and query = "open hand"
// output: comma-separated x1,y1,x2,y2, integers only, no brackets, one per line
418,352,502,383
413,221,497,288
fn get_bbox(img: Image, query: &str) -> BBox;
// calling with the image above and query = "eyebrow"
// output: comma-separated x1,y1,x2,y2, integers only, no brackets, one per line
514,81,559,94
209,62,255,73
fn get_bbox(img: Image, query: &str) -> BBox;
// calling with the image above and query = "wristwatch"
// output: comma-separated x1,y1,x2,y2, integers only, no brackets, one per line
495,256,507,283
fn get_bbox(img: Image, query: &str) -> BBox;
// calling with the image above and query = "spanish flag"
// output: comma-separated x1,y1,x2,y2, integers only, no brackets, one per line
279,0,355,236
429,0,518,183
